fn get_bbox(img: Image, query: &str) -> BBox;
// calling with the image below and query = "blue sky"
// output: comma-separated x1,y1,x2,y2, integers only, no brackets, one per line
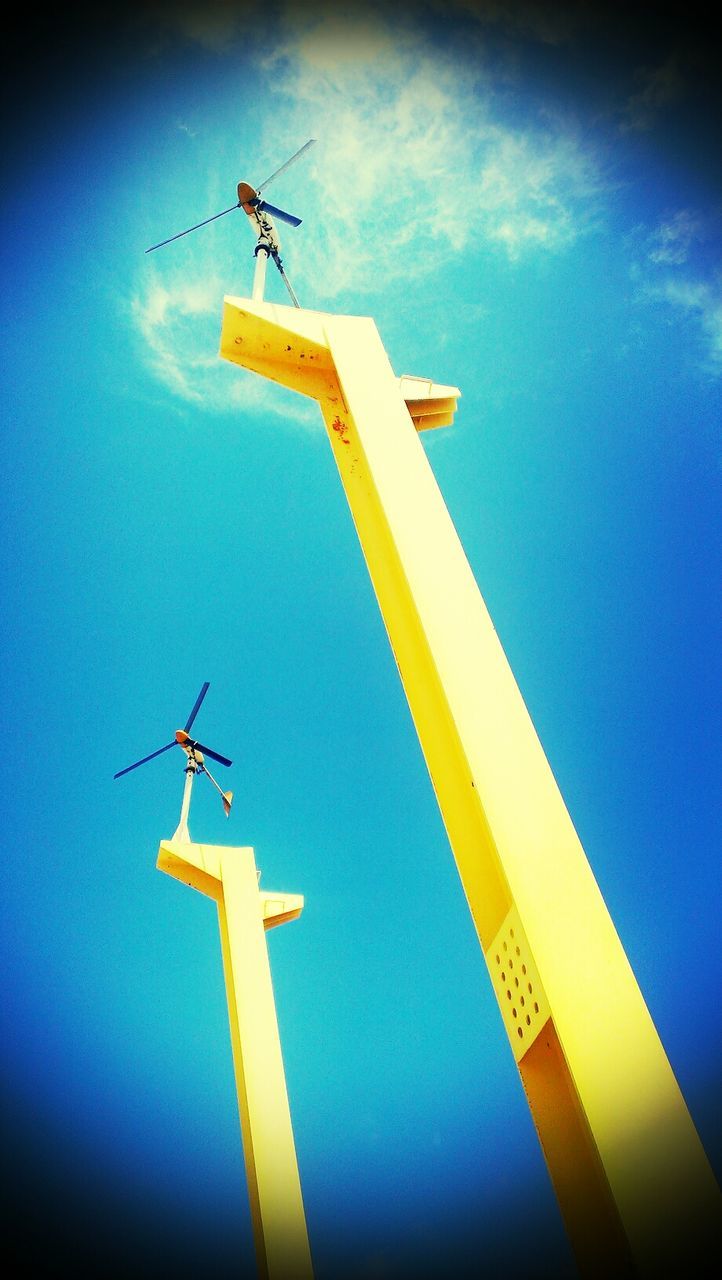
2,3,720,1277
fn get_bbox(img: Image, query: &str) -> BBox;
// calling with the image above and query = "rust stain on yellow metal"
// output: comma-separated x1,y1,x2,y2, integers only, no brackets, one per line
157,838,313,1280
219,296,720,1275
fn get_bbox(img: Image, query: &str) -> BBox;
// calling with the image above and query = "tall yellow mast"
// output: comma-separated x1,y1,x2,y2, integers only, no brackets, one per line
157,836,313,1280
220,296,720,1276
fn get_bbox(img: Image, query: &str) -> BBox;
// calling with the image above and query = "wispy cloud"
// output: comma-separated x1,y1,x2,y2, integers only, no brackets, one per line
130,4,605,400
619,57,684,134
652,275,722,368
131,275,218,404
130,271,317,423
631,210,722,373
260,9,603,297
646,209,701,266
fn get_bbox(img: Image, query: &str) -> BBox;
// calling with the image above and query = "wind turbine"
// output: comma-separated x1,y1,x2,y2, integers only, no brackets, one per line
114,681,233,840
116,679,311,1277
145,139,316,307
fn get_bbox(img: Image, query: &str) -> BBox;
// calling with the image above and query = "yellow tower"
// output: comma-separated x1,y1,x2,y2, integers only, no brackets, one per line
157,835,313,1280
115,681,312,1279
219,295,720,1277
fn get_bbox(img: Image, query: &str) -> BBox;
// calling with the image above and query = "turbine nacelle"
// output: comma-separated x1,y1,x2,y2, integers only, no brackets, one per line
237,182,283,256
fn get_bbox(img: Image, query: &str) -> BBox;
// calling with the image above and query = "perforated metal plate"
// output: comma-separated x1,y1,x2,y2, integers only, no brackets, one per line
486,905,551,1061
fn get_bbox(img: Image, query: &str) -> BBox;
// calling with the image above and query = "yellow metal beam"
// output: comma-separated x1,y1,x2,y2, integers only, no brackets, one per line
220,296,721,1276
157,838,313,1280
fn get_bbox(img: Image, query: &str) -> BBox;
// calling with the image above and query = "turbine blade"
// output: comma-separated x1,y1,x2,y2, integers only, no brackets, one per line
114,741,176,779
256,139,316,195
193,740,232,767
145,204,240,253
257,200,302,228
185,681,210,731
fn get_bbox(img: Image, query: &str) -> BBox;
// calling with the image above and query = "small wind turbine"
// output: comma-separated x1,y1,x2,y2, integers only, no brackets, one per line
114,682,233,841
145,139,316,307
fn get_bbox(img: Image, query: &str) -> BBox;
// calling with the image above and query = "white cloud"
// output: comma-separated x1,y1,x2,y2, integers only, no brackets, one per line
656,276,722,366
259,9,602,297
631,210,722,372
130,271,317,424
647,210,701,266
130,4,605,401
131,277,218,403
619,57,684,135
632,267,722,373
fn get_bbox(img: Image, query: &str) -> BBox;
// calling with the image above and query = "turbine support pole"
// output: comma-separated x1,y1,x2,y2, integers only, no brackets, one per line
173,756,195,842
253,237,271,303
157,838,312,1280
219,296,722,1278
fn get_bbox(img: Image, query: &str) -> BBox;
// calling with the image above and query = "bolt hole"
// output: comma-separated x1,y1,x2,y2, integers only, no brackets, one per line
503,941,507,951
522,964,527,975
534,1002,539,1013
509,959,514,970
515,946,520,956
510,928,515,939
512,1008,517,1018
517,1027,523,1039
528,982,533,993
514,977,519,987
506,990,512,1000
501,971,506,982
520,996,525,1007
495,954,500,965
526,1015,531,1026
